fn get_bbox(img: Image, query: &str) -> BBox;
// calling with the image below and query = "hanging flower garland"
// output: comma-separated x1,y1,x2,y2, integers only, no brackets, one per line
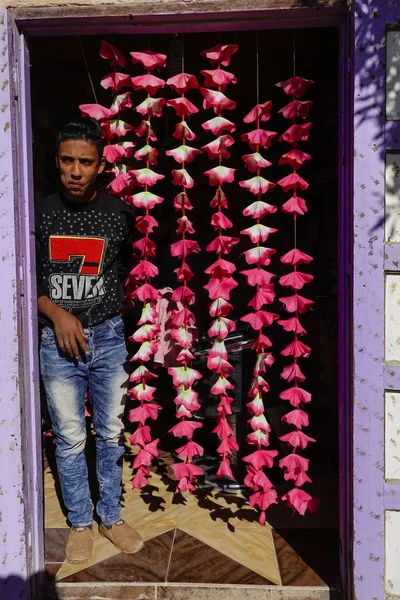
164,71,205,493
126,50,168,490
239,101,280,525
200,44,240,480
275,75,319,515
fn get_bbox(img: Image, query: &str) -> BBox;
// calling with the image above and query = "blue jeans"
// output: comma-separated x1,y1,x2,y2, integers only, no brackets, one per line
40,315,128,527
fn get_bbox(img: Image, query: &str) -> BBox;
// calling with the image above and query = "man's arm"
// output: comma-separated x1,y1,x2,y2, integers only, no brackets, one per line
37,296,89,359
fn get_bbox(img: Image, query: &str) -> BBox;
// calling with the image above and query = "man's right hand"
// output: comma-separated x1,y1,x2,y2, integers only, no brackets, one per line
38,296,89,359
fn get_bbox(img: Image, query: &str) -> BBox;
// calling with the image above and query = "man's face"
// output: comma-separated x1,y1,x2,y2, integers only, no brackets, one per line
56,139,105,202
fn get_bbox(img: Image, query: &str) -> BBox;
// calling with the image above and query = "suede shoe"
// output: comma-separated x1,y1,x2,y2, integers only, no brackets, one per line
65,526,93,564
99,519,143,553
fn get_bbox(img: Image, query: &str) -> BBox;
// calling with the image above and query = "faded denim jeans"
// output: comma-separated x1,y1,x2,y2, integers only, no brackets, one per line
40,315,128,527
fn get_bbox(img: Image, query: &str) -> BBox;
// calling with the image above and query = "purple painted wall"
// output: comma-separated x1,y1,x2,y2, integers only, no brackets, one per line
353,0,400,598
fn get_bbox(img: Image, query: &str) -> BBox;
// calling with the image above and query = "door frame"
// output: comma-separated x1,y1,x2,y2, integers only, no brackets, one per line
9,6,352,598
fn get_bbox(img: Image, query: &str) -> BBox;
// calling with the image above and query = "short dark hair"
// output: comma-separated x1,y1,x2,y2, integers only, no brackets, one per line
57,118,105,159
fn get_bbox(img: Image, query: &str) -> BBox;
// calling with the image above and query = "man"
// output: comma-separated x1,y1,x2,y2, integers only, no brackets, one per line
36,118,141,563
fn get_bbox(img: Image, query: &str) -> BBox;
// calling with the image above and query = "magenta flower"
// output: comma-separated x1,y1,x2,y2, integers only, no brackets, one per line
166,145,201,164
129,403,159,425
241,129,278,151
216,458,234,479
136,97,165,117
282,408,309,429
132,283,160,302
137,301,158,325
206,235,240,254
171,461,204,481
168,366,202,388
111,92,133,114
169,420,203,439
243,200,277,219
79,103,113,121
129,364,158,383
281,248,313,266
174,120,196,141
280,386,312,407
279,271,314,290
243,449,278,470
166,97,199,116
130,425,152,447
202,134,235,160
204,166,235,186
279,294,314,314
131,191,163,210
201,88,236,113
277,317,307,335
248,285,275,310
252,333,273,351
242,246,276,266
210,211,233,231
243,101,273,124
279,149,312,169
240,223,277,244
131,73,166,94
281,363,306,382
211,376,235,396
204,277,238,300
132,340,160,362
176,216,195,234
132,467,150,489
176,440,204,461
201,68,237,90
282,196,308,215
277,172,309,193
239,176,276,196
205,258,236,277
130,260,158,281
135,214,158,234
202,116,236,136
101,72,131,93
209,298,233,317
132,439,159,469
108,171,133,194
135,120,157,141
241,310,279,330
276,75,314,98
133,237,156,258
167,72,199,94
170,239,201,259
176,348,196,366
207,356,235,376
240,268,275,287
172,168,194,189
131,323,160,344
278,99,313,120
131,168,164,187
249,489,278,512
105,119,135,139
200,44,238,67
174,262,194,282
242,152,272,172
172,285,195,305
100,41,126,67
130,50,167,71
280,122,312,144
213,418,234,440
103,144,126,163
280,430,316,450
281,488,319,516
171,307,195,327
279,453,309,475
217,436,239,455
208,317,236,340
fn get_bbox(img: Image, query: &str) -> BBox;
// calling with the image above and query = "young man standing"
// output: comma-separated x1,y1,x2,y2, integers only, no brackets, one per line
36,118,141,563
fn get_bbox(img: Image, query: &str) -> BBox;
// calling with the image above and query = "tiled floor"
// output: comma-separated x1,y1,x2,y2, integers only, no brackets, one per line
44,447,339,595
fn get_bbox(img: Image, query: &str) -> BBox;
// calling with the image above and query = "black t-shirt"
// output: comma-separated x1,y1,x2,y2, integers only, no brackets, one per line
35,190,134,328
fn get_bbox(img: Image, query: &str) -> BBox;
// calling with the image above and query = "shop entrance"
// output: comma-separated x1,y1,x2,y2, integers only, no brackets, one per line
30,24,344,596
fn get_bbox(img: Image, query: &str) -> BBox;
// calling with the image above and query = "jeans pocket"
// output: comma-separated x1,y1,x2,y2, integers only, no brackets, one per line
107,316,125,340
41,326,56,346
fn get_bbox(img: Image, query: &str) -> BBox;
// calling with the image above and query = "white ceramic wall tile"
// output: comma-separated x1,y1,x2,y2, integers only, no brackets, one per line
385,511,400,596
385,274,400,362
385,391,400,481
387,31,400,121
385,153,400,243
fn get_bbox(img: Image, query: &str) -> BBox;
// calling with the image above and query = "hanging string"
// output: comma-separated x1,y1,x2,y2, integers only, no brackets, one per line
256,31,259,105
78,37,98,104
181,33,185,73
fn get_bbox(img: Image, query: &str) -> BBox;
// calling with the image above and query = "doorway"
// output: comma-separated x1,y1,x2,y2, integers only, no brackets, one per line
30,25,343,596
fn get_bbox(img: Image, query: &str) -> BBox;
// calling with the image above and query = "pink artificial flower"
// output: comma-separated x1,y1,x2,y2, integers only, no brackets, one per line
101,72,131,93
132,168,164,187
172,285,195,306
176,348,196,365
213,417,234,440
170,239,201,259
171,461,204,481
105,119,135,139
282,196,308,215
202,116,236,135
217,436,239,455
175,262,194,282
176,216,195,234
279,294,314,314
280,123,312,144
240,268,275,286
167,72,199,94
171,326,194,349
131,322,160,342
249,489,278,512
280,386,312,407
168,366,202,388
243,246,276,266
169,420,203,439
133,237,157,258
279,149,312,169
277,172,309,193
79,103,113,121
174,191,193,211
132,340,160,362
204,165,235,186
201,88,236,113
216,458,234,479
243,200,276,219
279,453,309,476
282,408,309,429
166,145,201,164
131,191,163,210
241,129,278,151
201,68,237,91
209,339,228,359
206,235,240,254
281,248,313,266
132,283,160,302
176,440,204,461
204,277,238,300
130,425,152,447
132,439,159,469
254,352,274,375
239,176,276,196
279,271,314,290
208,316,236,340
276,76,314,98
211,376,235,396
278,99,313,120
278,317,307,335
241,310,279,330
280,430,316,449
205,258,236,278
172,168,194,189
103,144,126,163
135,120,157,141
131,73,166,94
129,402,159,424
130,259,159,280
243,449,278,470
243,100,273,124
207,355,234,375
252,332,273,351
132,466,149,489
171,307,195,327
201,44,238,67
108,171,133,194
249,414,271,433
135,214,158,234
129,364,158,383
174,386,200,409
130,50,167,71
210,211,233,231
110,92,133,114
240,223,277,244
135,97,165,118
242,152,272,172
202,135,234,161
246,430,270,447
249,375,270,395
246,394,264,417
137,302,158,325
209,298,233,317
281,488,320,516
248,285,275,310
281,363,306,382
210,188,228,209
174,120,196,141
166,97,199,116
100,41,126,67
